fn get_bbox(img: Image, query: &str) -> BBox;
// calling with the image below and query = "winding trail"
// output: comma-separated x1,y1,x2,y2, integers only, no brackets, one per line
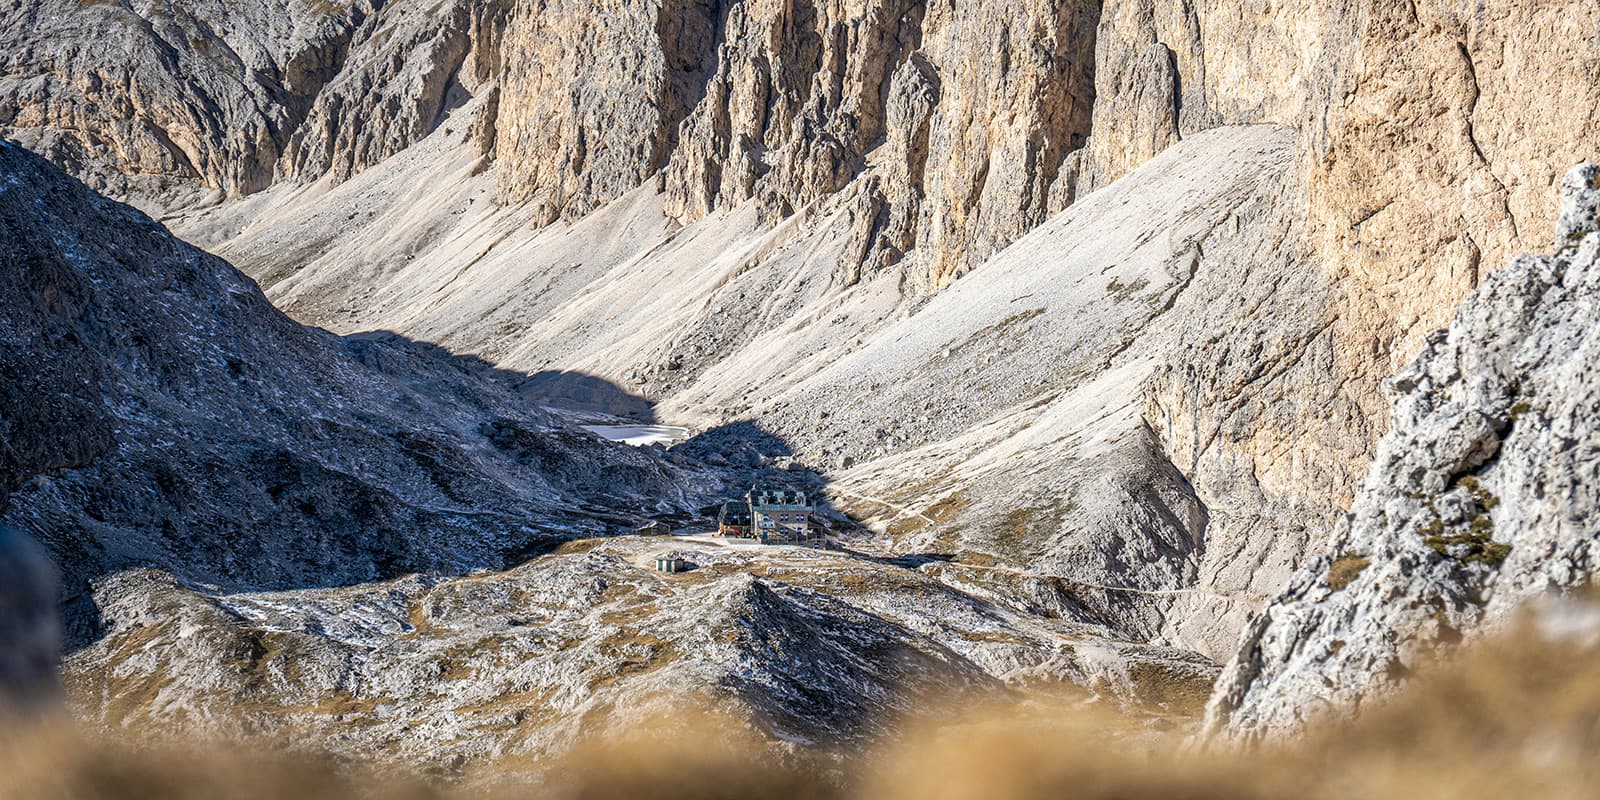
940,559,1273,604
825,487,938,524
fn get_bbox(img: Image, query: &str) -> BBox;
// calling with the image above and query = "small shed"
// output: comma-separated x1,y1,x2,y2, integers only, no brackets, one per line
655,556,688,574
636,521,671,536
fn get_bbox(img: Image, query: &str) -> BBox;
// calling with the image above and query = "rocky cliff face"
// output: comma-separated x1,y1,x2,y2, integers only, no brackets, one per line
1206,165,1600,739
18,1,1594,301
490,0,1101,287
0,0,507,212
1,0,366,207
281,0,509,184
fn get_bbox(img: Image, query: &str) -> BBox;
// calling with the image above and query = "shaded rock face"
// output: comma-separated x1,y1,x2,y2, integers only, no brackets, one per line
0,141,691,641
1205,165,1600,740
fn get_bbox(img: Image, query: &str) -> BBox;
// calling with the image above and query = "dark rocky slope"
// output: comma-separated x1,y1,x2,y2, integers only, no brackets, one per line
0,139,690,641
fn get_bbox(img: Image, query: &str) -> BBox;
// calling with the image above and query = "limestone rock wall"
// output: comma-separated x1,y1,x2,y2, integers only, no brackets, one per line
491,0,1101,285
11,0,1594,319
0,0,375,206
1308,2,1600,440
1205,165,1600,739
283,0,511,183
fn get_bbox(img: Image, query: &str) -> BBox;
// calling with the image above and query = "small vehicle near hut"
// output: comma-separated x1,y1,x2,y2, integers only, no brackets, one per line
718,502,754,538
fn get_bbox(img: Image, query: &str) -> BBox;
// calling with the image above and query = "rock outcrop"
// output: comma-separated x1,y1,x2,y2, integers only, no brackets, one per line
67,535,1215,775
282,0,509,184
0,0,367,207
1206,165,1600,739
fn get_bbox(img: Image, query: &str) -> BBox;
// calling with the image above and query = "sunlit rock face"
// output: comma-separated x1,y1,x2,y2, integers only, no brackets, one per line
1208,165,1600,740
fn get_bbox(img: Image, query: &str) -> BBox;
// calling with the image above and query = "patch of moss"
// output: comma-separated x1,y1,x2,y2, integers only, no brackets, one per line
1509,400,1532,423
1468,541,1512,567
1456,476,1500,509
1327,553,1371,591
1424,512,1511,567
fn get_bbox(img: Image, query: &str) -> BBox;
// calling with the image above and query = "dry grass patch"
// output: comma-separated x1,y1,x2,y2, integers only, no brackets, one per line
1326,553,1371,591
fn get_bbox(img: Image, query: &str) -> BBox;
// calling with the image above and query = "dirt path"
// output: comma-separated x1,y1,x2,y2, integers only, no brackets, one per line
934,559,1272,605
825,487,937,524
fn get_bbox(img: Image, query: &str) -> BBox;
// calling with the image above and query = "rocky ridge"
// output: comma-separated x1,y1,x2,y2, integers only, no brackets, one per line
68,535,1215,778
1205,165,1600,739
